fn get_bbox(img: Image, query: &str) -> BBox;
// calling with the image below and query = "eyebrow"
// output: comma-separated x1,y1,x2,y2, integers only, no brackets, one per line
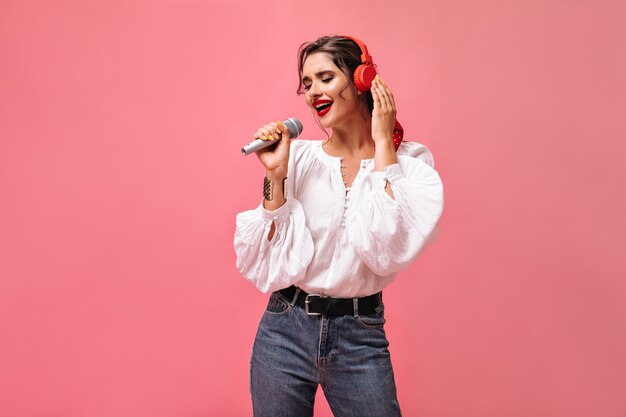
302,70,335,83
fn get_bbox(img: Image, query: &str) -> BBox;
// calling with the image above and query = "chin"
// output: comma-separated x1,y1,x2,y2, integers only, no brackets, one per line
316,115,333,129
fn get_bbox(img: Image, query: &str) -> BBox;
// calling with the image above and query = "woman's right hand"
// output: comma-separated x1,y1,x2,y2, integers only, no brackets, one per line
253,121,290,178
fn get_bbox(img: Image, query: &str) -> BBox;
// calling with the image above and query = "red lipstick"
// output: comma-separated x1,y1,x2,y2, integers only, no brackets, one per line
312,99,333,117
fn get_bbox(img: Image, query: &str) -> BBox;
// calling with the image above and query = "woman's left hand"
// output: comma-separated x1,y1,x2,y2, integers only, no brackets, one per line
370,74,397,146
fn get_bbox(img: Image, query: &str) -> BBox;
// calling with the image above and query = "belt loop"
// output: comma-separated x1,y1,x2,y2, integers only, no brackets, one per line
353,298,359,317
290,287,301,306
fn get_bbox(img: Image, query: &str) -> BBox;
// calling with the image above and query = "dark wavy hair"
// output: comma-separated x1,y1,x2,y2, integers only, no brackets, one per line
296,35,374,117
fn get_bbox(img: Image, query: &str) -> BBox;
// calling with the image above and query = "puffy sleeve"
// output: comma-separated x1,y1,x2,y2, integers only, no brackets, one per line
347,147,444,276
234,199,314,293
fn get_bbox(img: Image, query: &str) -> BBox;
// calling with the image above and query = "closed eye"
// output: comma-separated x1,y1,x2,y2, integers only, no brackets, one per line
304,79,330,89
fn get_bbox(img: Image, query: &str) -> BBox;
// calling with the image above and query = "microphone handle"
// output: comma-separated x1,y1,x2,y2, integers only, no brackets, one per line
241,137,281,156
241,118,303,156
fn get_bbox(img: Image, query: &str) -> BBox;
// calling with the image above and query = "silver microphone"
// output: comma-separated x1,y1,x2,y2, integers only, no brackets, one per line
241,118,303,156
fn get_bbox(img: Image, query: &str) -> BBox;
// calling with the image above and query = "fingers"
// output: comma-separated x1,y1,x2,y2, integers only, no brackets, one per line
372,75,396,114
380,76,396,108
372,77,387,111
376,75,395,104
254,122,282,141
372,75,390,111
372,78,383,110
276,121,290,139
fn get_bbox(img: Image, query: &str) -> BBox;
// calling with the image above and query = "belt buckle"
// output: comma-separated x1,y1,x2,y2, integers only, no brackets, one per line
305,294,326,315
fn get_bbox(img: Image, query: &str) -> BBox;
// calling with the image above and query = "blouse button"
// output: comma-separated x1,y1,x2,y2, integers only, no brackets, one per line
341,222,345,227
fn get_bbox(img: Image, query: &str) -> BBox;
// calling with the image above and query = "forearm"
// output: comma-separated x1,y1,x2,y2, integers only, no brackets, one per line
373,140,398,199
262,171,287,240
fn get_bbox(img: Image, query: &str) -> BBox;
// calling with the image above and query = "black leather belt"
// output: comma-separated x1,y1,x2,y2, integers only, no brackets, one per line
279,285,382,316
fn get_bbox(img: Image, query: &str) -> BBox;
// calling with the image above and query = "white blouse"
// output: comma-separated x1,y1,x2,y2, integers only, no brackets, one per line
234,139,444,298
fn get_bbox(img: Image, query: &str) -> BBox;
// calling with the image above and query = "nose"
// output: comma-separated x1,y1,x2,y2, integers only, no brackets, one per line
307,80,322,102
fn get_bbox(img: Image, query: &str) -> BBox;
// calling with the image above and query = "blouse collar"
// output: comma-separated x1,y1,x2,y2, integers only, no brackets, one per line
314,140,374,167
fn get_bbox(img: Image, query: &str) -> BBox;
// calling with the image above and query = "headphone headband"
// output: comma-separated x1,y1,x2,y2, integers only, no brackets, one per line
341,35,374,65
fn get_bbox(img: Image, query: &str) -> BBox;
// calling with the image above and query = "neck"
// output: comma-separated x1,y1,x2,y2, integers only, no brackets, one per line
324,114,375,158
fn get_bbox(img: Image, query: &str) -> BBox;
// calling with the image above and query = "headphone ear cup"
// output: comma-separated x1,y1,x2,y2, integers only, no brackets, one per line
353,64,377,92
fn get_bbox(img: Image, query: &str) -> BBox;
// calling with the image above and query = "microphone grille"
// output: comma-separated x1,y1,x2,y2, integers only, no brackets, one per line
283,118,303,139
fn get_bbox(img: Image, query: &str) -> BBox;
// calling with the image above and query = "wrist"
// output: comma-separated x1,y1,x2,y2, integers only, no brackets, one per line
373,135,394,147
374,140,398,172
266,168,287,181
263,175,288,202
374,139,396,157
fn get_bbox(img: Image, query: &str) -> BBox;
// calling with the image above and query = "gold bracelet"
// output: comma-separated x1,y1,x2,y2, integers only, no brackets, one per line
263,176,287,201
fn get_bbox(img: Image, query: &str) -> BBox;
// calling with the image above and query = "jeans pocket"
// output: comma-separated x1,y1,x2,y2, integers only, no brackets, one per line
355,303,386,330
265,292,291,315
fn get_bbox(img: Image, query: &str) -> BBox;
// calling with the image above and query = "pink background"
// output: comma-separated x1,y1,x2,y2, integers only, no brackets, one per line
1,1,625,416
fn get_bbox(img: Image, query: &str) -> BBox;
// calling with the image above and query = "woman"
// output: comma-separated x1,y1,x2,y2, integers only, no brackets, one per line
234,35,444,416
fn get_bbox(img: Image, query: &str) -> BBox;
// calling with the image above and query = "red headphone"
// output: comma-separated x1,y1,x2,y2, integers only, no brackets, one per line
341,35,404,151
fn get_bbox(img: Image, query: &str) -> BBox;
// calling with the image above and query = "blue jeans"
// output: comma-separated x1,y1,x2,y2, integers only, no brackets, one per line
250,290,402,417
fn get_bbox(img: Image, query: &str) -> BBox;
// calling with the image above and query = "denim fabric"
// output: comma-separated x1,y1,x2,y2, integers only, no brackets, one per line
250,290,402,417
